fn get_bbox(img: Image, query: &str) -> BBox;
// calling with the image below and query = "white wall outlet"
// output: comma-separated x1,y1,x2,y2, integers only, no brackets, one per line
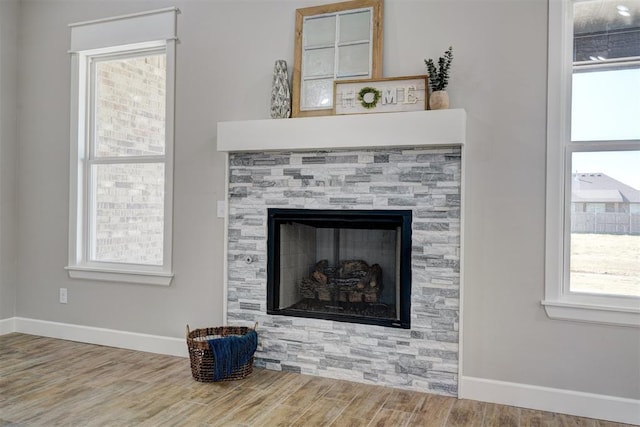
59,288,67,304
216,200,226,218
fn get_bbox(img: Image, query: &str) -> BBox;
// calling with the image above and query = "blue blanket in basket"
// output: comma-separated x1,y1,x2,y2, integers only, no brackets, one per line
207,330,258,381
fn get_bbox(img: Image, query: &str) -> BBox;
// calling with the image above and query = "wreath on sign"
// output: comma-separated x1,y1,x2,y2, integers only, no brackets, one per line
358,87,381,109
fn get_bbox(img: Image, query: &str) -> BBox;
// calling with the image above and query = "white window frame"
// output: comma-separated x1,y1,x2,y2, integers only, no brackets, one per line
543,0,640,326
66,8,179,286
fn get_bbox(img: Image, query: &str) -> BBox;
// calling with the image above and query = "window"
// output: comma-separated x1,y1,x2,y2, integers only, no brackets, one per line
66,8,179,285
544,0,640,326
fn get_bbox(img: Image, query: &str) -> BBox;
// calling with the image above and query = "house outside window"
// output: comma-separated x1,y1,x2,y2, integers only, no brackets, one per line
544,0,640,326
66,8,179,286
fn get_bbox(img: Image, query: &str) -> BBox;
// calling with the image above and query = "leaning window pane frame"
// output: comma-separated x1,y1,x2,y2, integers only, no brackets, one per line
543,0,640,326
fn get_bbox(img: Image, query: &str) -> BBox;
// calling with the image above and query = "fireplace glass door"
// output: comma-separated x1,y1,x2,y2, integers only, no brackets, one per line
267,209,411,328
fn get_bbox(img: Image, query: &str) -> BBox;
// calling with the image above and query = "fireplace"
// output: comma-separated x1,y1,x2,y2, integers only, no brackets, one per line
267,208,412,328
219,110,465,394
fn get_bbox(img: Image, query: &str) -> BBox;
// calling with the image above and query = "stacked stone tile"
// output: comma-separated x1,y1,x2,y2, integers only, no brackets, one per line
226,147,461,396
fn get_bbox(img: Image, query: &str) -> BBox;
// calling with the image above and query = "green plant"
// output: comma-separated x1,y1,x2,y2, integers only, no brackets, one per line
424,46,453,92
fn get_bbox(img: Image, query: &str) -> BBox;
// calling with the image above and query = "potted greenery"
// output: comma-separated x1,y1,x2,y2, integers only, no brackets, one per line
424,46,453,109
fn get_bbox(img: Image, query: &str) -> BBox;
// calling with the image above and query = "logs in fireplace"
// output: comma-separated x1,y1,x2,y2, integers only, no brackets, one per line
290,258,396,319
301,259,383,303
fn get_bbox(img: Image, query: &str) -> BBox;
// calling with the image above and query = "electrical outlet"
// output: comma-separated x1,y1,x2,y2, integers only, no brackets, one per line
59,288,68,304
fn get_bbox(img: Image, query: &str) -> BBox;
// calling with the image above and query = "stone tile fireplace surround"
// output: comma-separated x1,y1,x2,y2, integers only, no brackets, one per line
217,110,466,396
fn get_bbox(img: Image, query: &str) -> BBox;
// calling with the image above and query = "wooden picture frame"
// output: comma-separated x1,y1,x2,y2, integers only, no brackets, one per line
333,75,428,115
292,0,383,118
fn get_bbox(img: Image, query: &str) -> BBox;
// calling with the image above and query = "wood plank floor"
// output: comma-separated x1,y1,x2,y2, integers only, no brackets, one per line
0,333,634,427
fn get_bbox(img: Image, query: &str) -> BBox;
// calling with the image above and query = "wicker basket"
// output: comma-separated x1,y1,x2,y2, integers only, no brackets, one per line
186,324,257,382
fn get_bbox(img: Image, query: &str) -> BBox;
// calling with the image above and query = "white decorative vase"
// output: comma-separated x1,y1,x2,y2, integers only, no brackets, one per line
270,60,291,119
429,90,449,110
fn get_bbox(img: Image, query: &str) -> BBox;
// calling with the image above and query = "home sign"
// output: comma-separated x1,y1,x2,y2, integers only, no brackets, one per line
333,75,428,115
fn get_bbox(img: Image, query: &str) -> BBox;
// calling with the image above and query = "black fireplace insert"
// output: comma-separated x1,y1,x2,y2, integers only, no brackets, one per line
267,208,412,328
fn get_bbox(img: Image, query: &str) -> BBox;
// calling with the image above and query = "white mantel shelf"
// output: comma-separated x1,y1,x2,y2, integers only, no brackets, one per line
217,109,466,152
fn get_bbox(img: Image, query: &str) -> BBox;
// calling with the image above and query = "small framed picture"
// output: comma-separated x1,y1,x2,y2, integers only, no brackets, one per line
333,75,428,115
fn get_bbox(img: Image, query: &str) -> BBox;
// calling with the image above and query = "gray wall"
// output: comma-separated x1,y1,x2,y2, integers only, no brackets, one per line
10,0,640,401
0,0,19,320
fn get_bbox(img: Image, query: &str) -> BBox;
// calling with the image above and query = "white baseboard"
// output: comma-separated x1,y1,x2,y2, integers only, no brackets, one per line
1,317,188,358
0,317,16,335
460,376,640,425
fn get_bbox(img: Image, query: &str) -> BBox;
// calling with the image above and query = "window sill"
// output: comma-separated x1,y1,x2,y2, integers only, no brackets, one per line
542,299,640,327
65,266,174,286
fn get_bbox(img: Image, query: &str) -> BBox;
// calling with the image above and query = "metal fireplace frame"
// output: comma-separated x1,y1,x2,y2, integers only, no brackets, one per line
266,208,412,329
